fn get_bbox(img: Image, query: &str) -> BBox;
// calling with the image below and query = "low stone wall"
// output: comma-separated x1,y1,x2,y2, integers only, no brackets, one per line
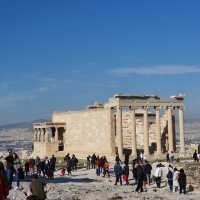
184,163,200,190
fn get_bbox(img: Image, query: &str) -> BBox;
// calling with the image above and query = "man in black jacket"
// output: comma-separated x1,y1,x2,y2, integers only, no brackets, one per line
135,162,144,192
178,168,187,194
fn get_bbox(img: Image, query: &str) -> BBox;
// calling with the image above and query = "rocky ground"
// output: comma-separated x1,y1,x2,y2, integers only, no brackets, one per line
8,164,200,200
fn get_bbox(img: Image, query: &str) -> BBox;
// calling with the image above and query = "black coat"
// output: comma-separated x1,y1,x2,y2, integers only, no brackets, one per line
136,165,144,180
178,172,187,186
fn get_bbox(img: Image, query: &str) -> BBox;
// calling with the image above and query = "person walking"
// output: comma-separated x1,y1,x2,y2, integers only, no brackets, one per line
167,165,174,192
114,160,122,186
178,168,187,194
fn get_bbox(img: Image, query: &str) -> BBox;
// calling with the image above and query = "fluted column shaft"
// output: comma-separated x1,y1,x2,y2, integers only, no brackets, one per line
34,129,37,141
116,106,123,157
156,107,162,155
45,128,49,143
55,128,59,142
179,108,185,153
131,109,137,157
168,107,174,152
143,107,149,156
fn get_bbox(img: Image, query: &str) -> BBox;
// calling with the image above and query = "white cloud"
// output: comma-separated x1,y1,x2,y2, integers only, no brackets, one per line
109,65,200,76
0,94,37,107
38,87,49,92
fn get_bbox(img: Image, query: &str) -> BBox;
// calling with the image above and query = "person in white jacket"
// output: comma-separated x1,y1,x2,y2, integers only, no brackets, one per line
173,168,179,192
154,164,162,188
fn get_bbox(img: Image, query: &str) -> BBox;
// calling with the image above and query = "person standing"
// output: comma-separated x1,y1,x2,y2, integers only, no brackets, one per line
91,154,96,169
154,164,162,188
50,155,56,178
27,174,46,200
95,157,100,176
86,155,91,170
135,162,144,192
193,150,198,162
167,165,174,192
5,151,14,189
122,161,129,185
173,168,179,192
114,160,122,185
144,161,152,185
13,153,21,189
25,160,30,177
166,152,170,162
103,160,110,177
178,168,187,194
0,162,9,200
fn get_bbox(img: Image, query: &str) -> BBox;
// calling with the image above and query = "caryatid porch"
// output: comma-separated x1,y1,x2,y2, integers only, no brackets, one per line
33,122,66,153
108,94,185,159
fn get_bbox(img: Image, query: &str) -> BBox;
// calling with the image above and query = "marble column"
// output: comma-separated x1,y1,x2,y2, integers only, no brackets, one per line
156,107,162,155
168,107,174,152
34,129,37,141
45,128,49,143
179,107,185,153
55,128,59,142
143,107,149,156
131,108,137,157
116,106,123,157
42,129,45,142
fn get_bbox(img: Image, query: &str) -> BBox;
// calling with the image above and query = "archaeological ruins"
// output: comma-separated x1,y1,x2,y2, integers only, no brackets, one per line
32,94,185,160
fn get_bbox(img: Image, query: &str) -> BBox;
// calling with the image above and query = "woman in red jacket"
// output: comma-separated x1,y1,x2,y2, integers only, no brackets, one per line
0,162,9,200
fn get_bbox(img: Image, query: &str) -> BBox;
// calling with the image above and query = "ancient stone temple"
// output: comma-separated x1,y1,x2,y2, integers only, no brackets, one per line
32,94,185,159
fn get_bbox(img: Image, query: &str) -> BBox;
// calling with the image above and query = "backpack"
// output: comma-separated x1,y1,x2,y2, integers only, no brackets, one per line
167,170,173,180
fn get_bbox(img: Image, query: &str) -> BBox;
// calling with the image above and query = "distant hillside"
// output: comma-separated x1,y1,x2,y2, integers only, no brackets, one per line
0,119,47,131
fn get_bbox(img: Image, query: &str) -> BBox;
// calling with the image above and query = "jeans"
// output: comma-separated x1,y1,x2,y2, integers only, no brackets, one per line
180,185,186,194
136,178,143,192
15,171,20,187
6,168,13,189
168,180,173,192
96,167,100,176
155,177,161,188
115,175,122,185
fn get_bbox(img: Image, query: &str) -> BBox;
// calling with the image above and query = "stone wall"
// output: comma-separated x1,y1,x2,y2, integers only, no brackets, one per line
121,111,169,150
52,108,115,158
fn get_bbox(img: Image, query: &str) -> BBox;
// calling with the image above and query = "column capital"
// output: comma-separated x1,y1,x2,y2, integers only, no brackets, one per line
143,106,149,111
155,106,161,111
179,106,184,111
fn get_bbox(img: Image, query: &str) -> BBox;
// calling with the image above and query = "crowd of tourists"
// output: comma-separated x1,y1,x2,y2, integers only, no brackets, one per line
60,154,78,176
113,152,187,194
86,154,110,177
0,149,193,199
0,151,58,200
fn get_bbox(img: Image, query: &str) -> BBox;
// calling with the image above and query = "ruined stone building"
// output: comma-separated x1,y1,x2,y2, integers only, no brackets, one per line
32,94,185,159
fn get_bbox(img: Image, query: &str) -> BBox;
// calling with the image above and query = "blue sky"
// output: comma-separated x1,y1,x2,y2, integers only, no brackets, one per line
1,0,200,124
